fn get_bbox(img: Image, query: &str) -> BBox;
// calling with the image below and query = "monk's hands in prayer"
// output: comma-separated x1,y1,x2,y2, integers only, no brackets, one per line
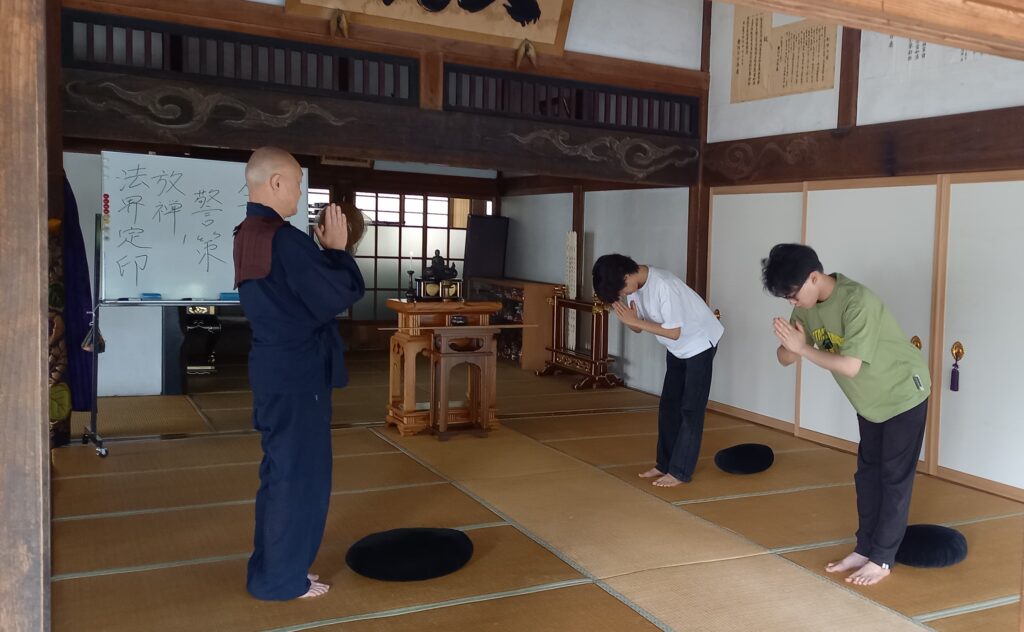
774,317,808,355
315,203,349,251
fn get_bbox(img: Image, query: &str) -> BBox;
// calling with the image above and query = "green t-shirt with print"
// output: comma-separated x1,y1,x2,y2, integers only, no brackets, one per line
791,274,930,423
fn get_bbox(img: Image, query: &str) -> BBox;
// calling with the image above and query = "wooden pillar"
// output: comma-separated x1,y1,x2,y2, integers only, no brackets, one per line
687,0,713,299
572,184,585,296
0,0,53,629
838,27,861,129
420,50,444,111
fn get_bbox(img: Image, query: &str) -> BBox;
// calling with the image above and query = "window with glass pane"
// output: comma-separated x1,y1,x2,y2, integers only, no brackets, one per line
346,191,489,321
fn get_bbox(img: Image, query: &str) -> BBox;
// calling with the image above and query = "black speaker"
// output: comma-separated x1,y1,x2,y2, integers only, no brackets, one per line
463,215,509,281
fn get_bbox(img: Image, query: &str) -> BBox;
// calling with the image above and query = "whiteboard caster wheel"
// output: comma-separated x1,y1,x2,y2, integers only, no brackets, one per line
96,447,108,458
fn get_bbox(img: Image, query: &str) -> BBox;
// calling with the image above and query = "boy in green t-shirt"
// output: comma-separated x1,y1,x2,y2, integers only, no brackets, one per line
762,244,930,586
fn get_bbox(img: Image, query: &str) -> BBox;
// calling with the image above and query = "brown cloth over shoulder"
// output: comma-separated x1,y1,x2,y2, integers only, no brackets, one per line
233,215,287,288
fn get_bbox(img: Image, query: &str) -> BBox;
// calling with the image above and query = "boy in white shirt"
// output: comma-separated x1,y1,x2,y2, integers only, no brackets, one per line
593,254,724,487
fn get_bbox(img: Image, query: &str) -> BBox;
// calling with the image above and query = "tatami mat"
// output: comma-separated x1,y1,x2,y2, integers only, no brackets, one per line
784,516,1024,619
54,452,440,518
460,468,765,579
54,483,499,577
604,555,926,632
52,526,582,632
927,604,1020,632
546,424,817,468
503,409,745,441
606,447,853,503
72,395,209,438
498,389,660,416
51,428,395,478
686,475,1024,550
380,427,587,481
329,583,660,631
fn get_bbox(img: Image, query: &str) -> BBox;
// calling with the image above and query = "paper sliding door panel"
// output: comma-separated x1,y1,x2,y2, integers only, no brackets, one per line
801,185,936,444
708,192,803,423
943,181,1024,489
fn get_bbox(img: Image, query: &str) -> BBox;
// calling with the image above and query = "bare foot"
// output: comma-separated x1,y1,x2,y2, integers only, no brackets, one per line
308,573,319,582
652,474,684,487
638,467,664,479
299,580,330,599
825,551,869,574
846,561,890,586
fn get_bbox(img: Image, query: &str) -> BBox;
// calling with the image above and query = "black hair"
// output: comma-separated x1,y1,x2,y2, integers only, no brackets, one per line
592,254,640,304
761,243,824,298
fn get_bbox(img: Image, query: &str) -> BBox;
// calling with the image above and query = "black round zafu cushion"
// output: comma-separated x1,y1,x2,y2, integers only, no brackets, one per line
714,443,775,474
345,528,474,581
895,524,968,568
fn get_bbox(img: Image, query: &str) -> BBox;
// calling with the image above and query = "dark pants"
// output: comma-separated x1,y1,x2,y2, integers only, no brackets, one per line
656,345,717,482
247,388,333,600
853,398,928,567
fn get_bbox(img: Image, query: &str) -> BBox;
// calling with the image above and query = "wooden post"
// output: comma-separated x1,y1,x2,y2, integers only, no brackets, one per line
0,0,52,629
837,27,861,129
687,0,713,299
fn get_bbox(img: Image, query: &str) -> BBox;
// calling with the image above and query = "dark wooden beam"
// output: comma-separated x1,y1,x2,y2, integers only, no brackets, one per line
0,0,51,629
63,69,699,186
48,0,64,219
62,0,708,97
704,104,1024,187
501,175,661,196
837,27,861,129
687,0,714,299
62,137,499,197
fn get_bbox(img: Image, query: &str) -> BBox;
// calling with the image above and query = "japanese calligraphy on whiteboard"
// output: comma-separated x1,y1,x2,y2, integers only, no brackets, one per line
100,151,308,301
731,6,837,103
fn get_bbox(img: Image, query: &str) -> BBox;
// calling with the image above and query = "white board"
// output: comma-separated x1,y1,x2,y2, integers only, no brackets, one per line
100,151,308,301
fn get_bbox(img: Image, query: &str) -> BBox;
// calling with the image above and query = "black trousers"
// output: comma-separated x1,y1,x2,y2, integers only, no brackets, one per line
853,398,928,567
247,388,333,600
656,345,717,482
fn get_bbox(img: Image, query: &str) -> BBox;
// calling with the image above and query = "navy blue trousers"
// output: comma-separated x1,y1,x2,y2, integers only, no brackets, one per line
247,388,333,600
853,398,929,567
656,346,717,482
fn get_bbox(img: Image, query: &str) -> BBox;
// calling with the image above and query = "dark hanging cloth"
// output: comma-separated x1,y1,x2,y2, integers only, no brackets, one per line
62,174,96,412
233,207,287,288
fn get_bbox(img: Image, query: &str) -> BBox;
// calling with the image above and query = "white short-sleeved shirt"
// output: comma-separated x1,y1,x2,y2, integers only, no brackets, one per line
626,267,724,359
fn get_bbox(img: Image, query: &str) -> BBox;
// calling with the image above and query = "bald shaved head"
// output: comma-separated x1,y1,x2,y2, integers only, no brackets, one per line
246,147,303,218
245,146,300,188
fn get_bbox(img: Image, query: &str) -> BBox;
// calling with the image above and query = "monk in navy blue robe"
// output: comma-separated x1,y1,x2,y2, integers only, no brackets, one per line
233,147,364,600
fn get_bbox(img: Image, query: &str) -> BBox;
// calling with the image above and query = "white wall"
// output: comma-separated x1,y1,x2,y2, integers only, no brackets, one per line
582,188,689,395
565,0,704,70
501,193,573,284
707,4,842,142
858,31,1024,125
64,152,164,396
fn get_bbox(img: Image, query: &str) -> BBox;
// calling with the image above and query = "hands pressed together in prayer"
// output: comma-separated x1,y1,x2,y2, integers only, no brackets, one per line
315,203,349,251
612,300,642,328
773,317,808,356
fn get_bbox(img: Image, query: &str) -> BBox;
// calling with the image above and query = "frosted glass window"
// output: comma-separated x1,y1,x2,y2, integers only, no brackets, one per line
449,230,466,259
356,224,376,256
377,259,400,289
426,229,448,257
401,227,423,257
377,226,400,257
376,292,398,320
355,258,375,289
